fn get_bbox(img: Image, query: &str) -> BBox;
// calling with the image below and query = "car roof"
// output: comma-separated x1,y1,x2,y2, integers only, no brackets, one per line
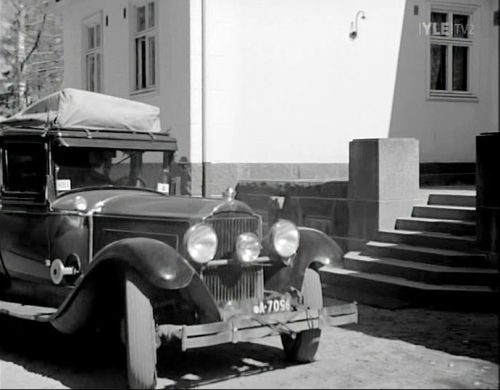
0,125,177,151
0,89,177,151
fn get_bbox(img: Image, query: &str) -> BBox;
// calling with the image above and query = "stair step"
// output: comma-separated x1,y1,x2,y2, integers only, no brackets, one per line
344,251,498,286
412,205,476,221
377,229,478,252
420,173,475,186
420,162,475,174
395,217,475,236
428,193,476,207
320,266,498,310
363,241,488,268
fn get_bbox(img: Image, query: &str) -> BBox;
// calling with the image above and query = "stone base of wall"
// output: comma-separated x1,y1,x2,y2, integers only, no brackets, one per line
231,139,423,255
172,162,349,197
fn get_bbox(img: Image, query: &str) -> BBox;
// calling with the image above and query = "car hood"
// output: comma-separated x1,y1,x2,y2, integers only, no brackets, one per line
52,189,254,220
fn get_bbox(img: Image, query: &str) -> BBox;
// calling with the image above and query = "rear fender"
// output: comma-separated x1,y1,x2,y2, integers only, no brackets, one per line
50,238,208,333
264,227,343,294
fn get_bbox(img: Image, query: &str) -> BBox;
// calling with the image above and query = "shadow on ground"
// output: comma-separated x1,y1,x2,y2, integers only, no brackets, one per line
0,314,291,389
156,340,289,389
344,304,498,364
0,314,126,388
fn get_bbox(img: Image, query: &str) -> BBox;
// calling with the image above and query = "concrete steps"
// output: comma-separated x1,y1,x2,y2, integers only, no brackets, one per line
321,266,497,310
364,241,489,268
343,252,497,286
321,189,498,310
412,205,475,221
395,217,475,236
420,173,475,186
376,230,478,252
428,193,476,207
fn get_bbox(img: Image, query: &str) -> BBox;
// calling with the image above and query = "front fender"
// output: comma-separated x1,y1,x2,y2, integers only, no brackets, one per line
264,227,343,294
90,237,196,290
50,237,197,334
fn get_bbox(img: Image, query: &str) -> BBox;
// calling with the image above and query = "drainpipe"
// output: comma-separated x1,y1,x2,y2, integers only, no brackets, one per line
201,0,207,197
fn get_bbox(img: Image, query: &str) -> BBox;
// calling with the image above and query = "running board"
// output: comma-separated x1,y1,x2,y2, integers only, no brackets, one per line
0,299,57,322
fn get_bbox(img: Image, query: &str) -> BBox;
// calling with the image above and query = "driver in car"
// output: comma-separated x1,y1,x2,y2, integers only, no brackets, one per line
84,149,115,186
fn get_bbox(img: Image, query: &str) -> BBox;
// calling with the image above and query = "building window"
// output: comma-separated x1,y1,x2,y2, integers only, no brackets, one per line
428,5,477,99
132,1,156,92
83,14,102,92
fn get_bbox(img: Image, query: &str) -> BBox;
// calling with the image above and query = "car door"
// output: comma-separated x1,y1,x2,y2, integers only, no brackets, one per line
0,139,52,284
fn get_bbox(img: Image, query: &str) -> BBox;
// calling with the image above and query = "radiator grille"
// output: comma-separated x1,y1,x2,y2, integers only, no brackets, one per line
206,214,260,259
201,264,264,304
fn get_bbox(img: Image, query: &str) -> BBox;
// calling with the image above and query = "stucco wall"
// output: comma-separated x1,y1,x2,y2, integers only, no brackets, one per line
199,0,406,165
59,0,498,188
61,0,192,160
389,0,499,162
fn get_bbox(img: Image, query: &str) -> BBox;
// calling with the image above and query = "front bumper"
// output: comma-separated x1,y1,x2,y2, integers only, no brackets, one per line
157,301,357,351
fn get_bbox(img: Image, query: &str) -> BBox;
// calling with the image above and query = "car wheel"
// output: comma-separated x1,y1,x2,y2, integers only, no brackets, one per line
125,273,157,389
281,268,323,363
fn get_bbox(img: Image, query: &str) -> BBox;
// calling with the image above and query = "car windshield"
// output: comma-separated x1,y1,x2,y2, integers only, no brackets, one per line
53,146,171,195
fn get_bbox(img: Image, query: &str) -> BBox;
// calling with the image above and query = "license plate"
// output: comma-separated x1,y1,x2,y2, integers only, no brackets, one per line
252,298,291,315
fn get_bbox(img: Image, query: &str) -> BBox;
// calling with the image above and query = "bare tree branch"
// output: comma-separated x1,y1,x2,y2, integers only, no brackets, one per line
20,13,47,72
28,67,64,73
1,0,62,114
25,59,62,67
7,0,21,12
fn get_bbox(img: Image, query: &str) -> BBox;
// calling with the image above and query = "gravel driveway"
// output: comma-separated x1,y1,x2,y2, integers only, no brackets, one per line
0,304,497,389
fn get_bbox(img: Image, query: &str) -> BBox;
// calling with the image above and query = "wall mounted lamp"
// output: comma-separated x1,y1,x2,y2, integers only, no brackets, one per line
349,11,366,39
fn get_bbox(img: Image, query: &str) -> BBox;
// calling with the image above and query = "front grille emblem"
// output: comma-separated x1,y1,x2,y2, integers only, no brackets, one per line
222,187,236,201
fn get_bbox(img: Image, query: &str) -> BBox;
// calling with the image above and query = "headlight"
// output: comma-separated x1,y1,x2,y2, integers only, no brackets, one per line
235,232,261,263
270,220,300,258
184,223,218,264
74,195,88,212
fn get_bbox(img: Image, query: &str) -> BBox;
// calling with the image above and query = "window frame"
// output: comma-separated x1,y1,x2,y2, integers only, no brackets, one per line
82,11,103,93
426,2,479,102
0,139,49,205
130,0,158,95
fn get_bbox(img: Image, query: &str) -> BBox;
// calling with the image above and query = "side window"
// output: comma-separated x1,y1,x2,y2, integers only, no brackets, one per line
2,143,47,193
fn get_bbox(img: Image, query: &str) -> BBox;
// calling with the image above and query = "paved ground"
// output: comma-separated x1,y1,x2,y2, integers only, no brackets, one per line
0,304,497,389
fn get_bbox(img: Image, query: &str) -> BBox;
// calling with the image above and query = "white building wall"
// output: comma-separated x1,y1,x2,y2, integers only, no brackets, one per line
59,0,498,172
389,0,498,162
488,0,499,136
61,0,192,160
201,0,407,164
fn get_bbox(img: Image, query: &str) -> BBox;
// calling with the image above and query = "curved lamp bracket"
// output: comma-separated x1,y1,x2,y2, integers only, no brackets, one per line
350,11,366,39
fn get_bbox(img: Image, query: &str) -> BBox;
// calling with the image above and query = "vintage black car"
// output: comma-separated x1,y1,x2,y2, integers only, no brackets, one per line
0,89,357,389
